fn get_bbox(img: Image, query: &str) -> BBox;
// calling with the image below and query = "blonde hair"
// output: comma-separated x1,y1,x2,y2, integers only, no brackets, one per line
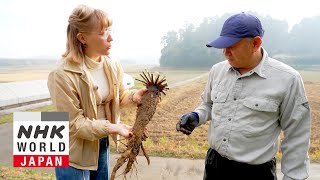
62,5,112,63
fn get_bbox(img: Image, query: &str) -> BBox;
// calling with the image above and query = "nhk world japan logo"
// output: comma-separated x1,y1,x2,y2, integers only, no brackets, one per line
13,112,69,167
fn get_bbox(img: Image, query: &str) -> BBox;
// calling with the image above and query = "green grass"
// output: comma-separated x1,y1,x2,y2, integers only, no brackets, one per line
0,165,55,180
0,105,55,124
0,114,12,124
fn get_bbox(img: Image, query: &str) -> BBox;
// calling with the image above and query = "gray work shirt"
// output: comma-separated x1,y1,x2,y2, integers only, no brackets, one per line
195,48,311,180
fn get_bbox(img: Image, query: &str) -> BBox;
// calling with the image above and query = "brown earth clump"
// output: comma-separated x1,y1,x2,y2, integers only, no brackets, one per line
111,72,169,180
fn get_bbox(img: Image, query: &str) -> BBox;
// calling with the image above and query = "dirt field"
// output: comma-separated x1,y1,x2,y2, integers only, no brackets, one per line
0,66,319,160
305,81,320,156
0,68,51,82
120,79,320,161
146,79,209,151
0,71,319,179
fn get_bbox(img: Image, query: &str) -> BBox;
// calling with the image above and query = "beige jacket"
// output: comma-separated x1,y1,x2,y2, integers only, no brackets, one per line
47,56,136,170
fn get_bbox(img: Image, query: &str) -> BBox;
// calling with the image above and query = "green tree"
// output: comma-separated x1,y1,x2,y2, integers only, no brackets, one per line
159,12,320,68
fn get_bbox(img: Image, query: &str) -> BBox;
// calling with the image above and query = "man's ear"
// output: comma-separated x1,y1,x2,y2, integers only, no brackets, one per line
253,36,262,51
77,32,86,45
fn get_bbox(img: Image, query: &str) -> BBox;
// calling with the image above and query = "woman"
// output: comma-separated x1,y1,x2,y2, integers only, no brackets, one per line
48,4,146,180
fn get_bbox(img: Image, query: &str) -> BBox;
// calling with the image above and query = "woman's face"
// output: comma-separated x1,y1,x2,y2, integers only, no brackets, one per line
83,26,113,58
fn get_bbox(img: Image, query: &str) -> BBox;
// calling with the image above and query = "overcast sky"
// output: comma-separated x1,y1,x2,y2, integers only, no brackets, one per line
0,0,319,64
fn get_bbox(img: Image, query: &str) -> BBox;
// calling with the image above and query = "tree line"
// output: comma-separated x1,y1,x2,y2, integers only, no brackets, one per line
160,12,320,68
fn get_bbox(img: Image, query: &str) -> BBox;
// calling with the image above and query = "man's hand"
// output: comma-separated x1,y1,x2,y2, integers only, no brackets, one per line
176,112,199,135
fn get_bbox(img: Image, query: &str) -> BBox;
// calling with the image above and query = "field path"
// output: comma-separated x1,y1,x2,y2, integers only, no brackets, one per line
169,72,208,88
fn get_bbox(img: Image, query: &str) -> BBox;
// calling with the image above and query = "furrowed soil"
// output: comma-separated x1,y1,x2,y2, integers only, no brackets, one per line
305,81,320,158
119,78,209,158
119,79,320,161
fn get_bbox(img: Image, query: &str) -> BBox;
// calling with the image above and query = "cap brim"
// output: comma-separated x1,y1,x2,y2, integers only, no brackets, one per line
206,36,242,49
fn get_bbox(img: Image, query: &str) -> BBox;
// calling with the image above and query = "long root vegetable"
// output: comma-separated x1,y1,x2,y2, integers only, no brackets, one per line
110,71,169,180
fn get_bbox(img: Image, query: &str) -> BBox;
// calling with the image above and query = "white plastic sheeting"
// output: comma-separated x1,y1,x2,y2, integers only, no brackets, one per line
0,73,134,109
0,80,50,108
123,73,135,89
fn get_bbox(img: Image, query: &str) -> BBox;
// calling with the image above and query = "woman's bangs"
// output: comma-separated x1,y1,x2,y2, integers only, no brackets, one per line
95,10,113,31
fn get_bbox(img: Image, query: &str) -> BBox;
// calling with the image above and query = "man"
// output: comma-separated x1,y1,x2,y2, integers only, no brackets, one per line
176,12,311,180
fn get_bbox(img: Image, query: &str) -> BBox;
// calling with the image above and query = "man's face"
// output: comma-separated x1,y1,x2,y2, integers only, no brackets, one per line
223,38,254,69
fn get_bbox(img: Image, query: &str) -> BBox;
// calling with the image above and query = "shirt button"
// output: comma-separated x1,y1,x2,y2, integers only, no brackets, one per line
228,118,231,121
223,139,226,141
255,104,259,107
233,98,237,101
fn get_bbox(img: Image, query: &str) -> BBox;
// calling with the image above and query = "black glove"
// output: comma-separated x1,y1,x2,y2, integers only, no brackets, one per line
176,112,199,135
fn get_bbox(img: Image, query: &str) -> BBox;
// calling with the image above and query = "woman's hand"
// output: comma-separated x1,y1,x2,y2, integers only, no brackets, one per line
133,88,147,104
109,124,132,138
133,88,161,104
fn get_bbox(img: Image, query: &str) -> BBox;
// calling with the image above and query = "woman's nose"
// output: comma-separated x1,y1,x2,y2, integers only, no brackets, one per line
107,34,113,42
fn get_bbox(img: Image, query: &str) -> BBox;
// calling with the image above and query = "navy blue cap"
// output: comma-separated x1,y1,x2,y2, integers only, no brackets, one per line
206,12,264,49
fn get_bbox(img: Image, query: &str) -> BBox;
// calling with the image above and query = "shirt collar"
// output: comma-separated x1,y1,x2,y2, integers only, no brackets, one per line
250,47,268,78
227,47,269,79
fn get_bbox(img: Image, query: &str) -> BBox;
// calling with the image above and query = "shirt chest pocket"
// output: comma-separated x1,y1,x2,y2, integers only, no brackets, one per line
211,91,228,117
211,91,228,103
243,97,279,112
210,82,228,103
241,97,280,137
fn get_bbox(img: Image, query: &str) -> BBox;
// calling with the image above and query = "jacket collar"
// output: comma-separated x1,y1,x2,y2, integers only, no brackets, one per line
62,59,92,86
103,56,118,83
63,59,83,74
62,56,118,86
62,56,116,73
